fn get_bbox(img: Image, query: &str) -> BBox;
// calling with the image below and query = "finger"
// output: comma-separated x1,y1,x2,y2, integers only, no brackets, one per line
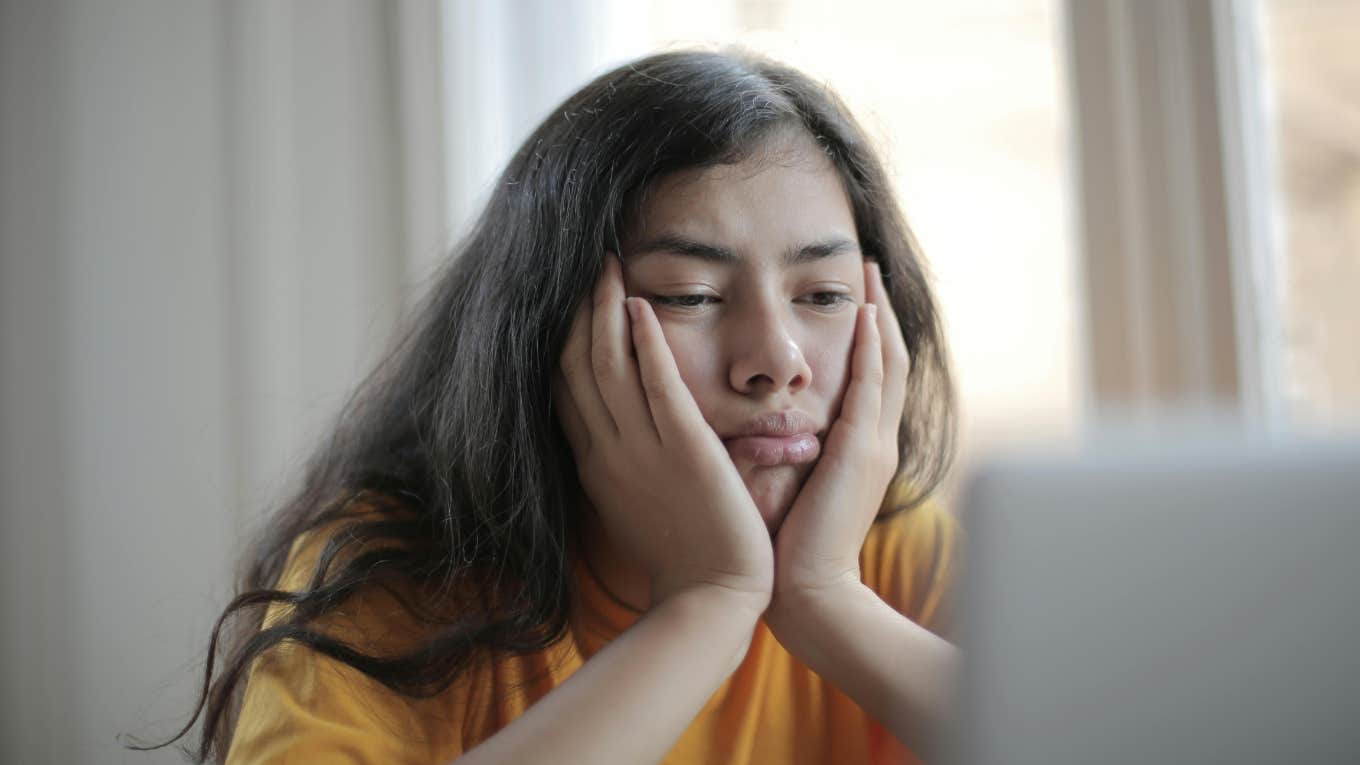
626,297,707,446
560,291,616,436
837,300,884,431
866,261,910,437
590,254,658,440
552,371,592,456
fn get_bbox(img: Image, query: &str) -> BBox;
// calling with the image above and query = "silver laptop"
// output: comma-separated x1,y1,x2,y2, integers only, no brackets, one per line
940,432,1360,765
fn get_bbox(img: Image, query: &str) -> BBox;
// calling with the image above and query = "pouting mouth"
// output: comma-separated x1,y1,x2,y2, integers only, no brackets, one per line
720,409,821,441
722,431,822,467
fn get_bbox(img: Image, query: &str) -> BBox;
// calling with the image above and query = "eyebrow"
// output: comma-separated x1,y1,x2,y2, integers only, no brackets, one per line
625,233,861,267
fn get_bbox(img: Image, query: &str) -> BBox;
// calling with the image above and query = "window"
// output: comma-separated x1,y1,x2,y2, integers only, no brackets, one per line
1260,0,1360,430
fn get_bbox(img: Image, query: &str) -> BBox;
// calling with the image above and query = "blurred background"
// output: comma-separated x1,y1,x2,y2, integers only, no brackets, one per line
0,0,1355,762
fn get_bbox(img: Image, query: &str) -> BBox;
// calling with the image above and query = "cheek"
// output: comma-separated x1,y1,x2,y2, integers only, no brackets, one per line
656,323,724,417
803,321,856,409
657,316,857,420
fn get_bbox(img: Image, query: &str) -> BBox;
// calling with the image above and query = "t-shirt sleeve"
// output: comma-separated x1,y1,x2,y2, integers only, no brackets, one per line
858,498,964,642
225,525,470,764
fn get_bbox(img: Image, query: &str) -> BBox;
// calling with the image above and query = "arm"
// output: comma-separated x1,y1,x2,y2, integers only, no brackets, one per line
461,256,774,763
765,262,959,753
765,582,958,755
508,252,774,763
455,585,763,765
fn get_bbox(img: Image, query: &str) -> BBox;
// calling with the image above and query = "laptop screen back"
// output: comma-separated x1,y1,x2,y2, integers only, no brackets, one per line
942,436,1360,765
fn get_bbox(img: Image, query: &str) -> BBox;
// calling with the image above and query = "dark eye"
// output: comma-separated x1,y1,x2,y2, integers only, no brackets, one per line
653,294,718,309
801,292,853,309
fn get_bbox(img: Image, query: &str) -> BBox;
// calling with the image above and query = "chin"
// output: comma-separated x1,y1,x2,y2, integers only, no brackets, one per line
737,462,812,535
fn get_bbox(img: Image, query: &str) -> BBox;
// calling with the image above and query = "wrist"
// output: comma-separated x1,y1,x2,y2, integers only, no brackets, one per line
766,576,871,636
654,579,772,623
650,583,767,673
772,564,863,606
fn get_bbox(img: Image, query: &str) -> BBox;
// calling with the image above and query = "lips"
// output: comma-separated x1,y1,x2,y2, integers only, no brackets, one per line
720,410,823,467
724,433,821,466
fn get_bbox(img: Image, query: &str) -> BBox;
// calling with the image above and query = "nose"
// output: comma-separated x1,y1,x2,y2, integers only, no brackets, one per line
728,302,812,396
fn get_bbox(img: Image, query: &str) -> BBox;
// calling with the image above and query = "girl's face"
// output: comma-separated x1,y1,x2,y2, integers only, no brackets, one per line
621,133,866,534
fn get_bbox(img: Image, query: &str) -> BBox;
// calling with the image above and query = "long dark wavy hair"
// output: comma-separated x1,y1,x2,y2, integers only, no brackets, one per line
130,47,956,763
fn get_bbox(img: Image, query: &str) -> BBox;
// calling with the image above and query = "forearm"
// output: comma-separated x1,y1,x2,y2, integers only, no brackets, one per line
454,585,763,765
766,583,958,754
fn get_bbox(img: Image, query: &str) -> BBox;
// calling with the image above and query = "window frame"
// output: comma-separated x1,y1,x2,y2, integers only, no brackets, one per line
1062,0,1285,429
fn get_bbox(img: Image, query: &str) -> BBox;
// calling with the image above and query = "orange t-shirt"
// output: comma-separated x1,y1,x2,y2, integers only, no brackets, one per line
226,501,961,764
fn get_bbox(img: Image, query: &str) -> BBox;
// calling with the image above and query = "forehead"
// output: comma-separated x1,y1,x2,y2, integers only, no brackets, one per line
624,133,858,262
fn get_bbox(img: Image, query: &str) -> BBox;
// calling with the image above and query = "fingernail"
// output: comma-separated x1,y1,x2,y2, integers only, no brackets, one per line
626,297,641,322
867,304,878,319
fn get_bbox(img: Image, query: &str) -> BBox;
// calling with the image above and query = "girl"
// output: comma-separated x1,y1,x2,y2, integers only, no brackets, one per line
144,47,961,764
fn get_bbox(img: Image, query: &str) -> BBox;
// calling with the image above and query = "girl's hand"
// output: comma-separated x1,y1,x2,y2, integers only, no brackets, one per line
769,261,908,603
554,254,774,612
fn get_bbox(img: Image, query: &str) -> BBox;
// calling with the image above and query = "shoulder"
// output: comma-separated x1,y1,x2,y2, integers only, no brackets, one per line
230,496,482,762
264,497,427,637
260,493,489,663
858,493,964,641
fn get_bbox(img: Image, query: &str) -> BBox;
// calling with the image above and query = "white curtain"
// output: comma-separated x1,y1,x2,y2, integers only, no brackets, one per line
441,0,651,235
0,1,444,761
